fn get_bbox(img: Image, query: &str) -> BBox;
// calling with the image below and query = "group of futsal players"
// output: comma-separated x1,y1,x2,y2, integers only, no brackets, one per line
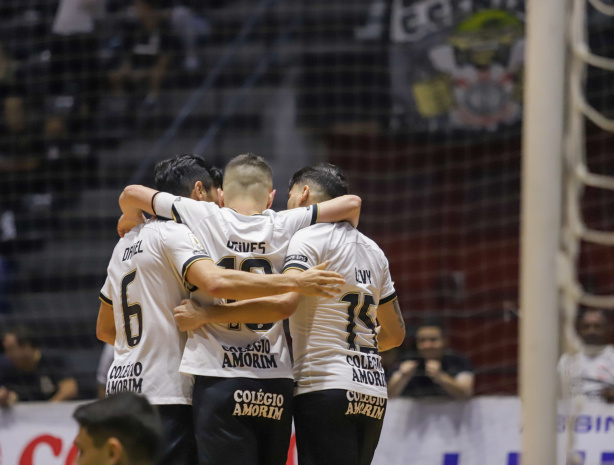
96,153,406,465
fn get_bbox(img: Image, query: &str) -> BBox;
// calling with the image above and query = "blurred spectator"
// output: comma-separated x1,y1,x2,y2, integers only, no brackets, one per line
387,318,474,399
73,392,163,465
0,1,59,60
96,343,114,398
48,0,106,128
108,0,180,107
0,326,78,406
0,95,45,209
0,213,16,313
168,1,211,71
558,308,614,403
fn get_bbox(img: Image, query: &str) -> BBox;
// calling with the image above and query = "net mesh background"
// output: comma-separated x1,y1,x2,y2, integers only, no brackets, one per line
0,0,611,401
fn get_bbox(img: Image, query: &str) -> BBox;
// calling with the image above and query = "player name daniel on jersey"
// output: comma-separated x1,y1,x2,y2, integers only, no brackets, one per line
154,192,320,380
283,222,397,399
100,219,211,404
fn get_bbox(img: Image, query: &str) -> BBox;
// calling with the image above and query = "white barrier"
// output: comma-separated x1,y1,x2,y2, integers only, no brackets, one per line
1,397,613,465
374,397,614,465
0,401,83,465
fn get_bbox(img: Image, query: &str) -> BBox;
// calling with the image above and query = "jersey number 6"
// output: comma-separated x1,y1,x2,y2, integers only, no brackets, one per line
121,269,143,347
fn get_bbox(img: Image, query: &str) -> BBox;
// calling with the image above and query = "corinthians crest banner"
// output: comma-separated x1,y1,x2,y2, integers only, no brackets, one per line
389,0,525,133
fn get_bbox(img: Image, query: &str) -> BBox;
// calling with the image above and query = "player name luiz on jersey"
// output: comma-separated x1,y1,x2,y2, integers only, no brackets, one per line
154,192,319,380
100,219,210,404
284,222,397,399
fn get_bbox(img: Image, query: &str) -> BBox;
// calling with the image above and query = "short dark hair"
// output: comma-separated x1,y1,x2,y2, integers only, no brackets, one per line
288,163,349,200
3,326,40,348
154,154,222,198
73,393,162,462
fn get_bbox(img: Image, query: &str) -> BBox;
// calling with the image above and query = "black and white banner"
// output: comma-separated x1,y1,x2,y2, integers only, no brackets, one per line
389,0,525,133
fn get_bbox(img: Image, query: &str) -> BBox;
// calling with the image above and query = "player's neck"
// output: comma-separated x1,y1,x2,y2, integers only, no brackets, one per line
225,198,267,216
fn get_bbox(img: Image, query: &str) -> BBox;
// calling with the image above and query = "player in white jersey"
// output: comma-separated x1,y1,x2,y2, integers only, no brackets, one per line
283,164,405,465
101,155,346,465
173,163,406,465
117,154,362,465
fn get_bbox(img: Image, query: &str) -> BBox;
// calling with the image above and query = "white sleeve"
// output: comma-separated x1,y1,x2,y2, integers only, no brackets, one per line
99,276,113,306
378,255,397,305
277,204,320,237
161,223,212,291
154,192,218,227
282,229,320,273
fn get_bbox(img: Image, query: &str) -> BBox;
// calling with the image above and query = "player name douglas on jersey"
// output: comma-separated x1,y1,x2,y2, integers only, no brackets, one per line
122,240,145,261
226,240,266,254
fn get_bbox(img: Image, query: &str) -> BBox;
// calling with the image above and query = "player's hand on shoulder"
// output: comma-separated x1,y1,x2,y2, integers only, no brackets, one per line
174,299,208,331
117,213,146,237
296,261,345,298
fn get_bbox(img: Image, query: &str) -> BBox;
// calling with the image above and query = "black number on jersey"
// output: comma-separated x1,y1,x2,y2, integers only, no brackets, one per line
215,256,274,332
340,292,377,350
121,269,143,347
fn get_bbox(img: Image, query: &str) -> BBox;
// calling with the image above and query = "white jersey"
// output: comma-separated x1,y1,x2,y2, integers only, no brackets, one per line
99,219,210,404
558,345,614,402
283,223,396,398
155,192,319,380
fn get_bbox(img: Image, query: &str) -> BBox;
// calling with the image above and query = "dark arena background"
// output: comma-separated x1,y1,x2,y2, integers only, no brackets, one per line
1,0,614,463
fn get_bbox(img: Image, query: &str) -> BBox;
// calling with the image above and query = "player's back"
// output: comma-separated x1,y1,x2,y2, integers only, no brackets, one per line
101,219,207,404
284,222,396,397
159,194,319,380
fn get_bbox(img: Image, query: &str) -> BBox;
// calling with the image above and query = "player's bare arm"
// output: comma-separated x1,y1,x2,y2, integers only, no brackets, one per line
376,299,405,352
174,268,307,331
315,194,362,228
96,301,116,346
174,293,300,332
186,260,344,300
117,185,159,236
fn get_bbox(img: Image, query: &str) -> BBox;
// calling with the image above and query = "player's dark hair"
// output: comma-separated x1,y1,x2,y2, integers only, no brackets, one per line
3,325,40,348
154,154,221,197
73,393,162,463
288,163,349,200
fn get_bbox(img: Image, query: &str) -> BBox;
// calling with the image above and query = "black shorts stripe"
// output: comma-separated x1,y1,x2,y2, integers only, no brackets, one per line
182,255,212,290
310,204,319,225
379,292,397,305
99,293,112,306
171,204,183,224
283,263,309,273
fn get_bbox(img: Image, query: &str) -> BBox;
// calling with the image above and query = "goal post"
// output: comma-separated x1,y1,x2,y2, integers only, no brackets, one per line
520,0,568,464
